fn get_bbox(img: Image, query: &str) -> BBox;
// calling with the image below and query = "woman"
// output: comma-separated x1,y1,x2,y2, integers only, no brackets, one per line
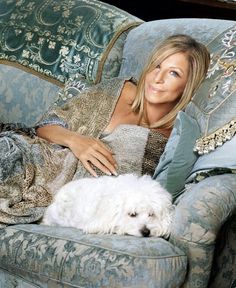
37,34,210,177
0,34,210,226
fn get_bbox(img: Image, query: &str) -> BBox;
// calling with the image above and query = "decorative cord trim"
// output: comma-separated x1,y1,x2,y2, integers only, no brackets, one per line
194,118,236,155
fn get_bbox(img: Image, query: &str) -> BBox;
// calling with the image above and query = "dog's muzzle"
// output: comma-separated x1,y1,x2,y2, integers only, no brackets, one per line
141,226,150,237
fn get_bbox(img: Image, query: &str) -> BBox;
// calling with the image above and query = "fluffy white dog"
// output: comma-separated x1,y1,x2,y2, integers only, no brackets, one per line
42,173,174,238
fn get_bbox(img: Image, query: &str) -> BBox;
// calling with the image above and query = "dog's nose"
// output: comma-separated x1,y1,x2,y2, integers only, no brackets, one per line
141,227,150,237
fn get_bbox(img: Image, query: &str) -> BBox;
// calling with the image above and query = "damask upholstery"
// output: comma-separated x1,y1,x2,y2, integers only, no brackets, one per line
0,0,141,84
0,2,236,288
0,224,186,288
0,0,142,125
209,214,236,288
0,64,60,125
171,174,236,288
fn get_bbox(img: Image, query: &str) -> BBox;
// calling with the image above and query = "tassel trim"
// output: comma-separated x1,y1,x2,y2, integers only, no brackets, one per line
194,118,236,155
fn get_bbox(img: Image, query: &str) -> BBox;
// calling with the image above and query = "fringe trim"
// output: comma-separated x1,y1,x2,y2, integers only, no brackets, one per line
194,118,236,155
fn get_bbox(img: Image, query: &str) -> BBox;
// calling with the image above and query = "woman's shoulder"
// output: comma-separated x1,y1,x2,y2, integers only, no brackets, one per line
87,77,136,106
98,76,133,91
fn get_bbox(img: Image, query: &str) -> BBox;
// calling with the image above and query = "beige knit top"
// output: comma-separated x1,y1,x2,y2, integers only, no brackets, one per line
83,123,168,178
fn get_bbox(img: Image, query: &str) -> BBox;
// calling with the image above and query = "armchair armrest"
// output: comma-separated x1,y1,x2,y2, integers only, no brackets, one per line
170,173,236,288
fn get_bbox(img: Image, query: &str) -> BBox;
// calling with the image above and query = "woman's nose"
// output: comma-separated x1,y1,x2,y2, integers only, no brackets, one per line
154,71,164,83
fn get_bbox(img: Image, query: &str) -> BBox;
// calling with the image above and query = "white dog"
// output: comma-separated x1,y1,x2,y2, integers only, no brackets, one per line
42,173,174,238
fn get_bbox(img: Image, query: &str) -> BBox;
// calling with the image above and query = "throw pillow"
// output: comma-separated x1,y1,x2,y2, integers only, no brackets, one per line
185,25,236,154
153,111,200,200
184,25,236,182
186,134,236,183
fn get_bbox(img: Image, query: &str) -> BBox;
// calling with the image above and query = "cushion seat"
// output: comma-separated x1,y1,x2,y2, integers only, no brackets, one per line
0,224,187,288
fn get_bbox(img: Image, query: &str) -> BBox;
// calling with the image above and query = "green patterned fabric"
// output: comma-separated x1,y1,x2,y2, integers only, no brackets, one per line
0,0,142,84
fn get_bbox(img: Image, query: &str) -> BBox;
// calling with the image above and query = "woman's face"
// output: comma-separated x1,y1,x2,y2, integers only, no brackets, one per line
144,52,189,106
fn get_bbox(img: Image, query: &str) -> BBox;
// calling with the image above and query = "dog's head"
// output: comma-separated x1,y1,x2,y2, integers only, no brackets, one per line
110,174,174,238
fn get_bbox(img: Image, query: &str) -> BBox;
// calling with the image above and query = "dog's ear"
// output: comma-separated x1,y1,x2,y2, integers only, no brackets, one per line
150,201,175,238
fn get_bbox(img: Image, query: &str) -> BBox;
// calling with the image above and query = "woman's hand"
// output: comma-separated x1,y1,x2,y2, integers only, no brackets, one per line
36,125,117,177
67,133,117,177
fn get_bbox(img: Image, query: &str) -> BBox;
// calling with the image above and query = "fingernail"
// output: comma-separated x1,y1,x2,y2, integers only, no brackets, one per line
113,170,118,176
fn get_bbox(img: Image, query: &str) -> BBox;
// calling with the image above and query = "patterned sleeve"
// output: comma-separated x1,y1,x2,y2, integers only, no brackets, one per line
35,109,69,129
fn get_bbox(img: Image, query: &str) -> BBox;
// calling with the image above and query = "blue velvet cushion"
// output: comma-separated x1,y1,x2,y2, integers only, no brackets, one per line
0,0,142,85
153,111,200,200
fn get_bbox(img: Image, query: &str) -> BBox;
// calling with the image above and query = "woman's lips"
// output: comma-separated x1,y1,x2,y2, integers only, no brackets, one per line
148,84,164,93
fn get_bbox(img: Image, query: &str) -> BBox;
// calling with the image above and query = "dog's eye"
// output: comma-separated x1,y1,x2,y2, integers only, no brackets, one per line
128,212,137,217
148,213,154,217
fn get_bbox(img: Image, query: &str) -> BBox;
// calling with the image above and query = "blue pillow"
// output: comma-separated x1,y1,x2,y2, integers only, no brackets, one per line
186,134,236,183
185,25,236,154
153,111,200,200
184,25,236,182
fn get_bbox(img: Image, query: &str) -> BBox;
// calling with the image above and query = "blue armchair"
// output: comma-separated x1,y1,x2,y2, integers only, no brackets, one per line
0,1,235,287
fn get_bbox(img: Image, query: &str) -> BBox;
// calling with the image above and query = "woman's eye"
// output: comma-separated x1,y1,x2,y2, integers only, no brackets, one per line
170,71,179,77
128,212,137,217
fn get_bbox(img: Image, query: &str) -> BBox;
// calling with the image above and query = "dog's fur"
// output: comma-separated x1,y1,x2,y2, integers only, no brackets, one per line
42,173,174,237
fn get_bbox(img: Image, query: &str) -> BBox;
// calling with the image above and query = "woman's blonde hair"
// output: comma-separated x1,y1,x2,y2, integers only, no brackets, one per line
132,34,210,129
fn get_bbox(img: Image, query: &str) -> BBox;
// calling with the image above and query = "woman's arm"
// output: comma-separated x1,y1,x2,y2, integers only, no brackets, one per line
36,125,117,177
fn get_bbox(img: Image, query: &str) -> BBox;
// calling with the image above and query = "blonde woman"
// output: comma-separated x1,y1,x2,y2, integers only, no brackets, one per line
37,34,210,177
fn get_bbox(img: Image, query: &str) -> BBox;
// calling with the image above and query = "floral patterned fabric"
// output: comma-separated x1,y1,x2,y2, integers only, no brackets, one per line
171,174,236,288
0,64,60,125
209,215,236,288
0,224,187,288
